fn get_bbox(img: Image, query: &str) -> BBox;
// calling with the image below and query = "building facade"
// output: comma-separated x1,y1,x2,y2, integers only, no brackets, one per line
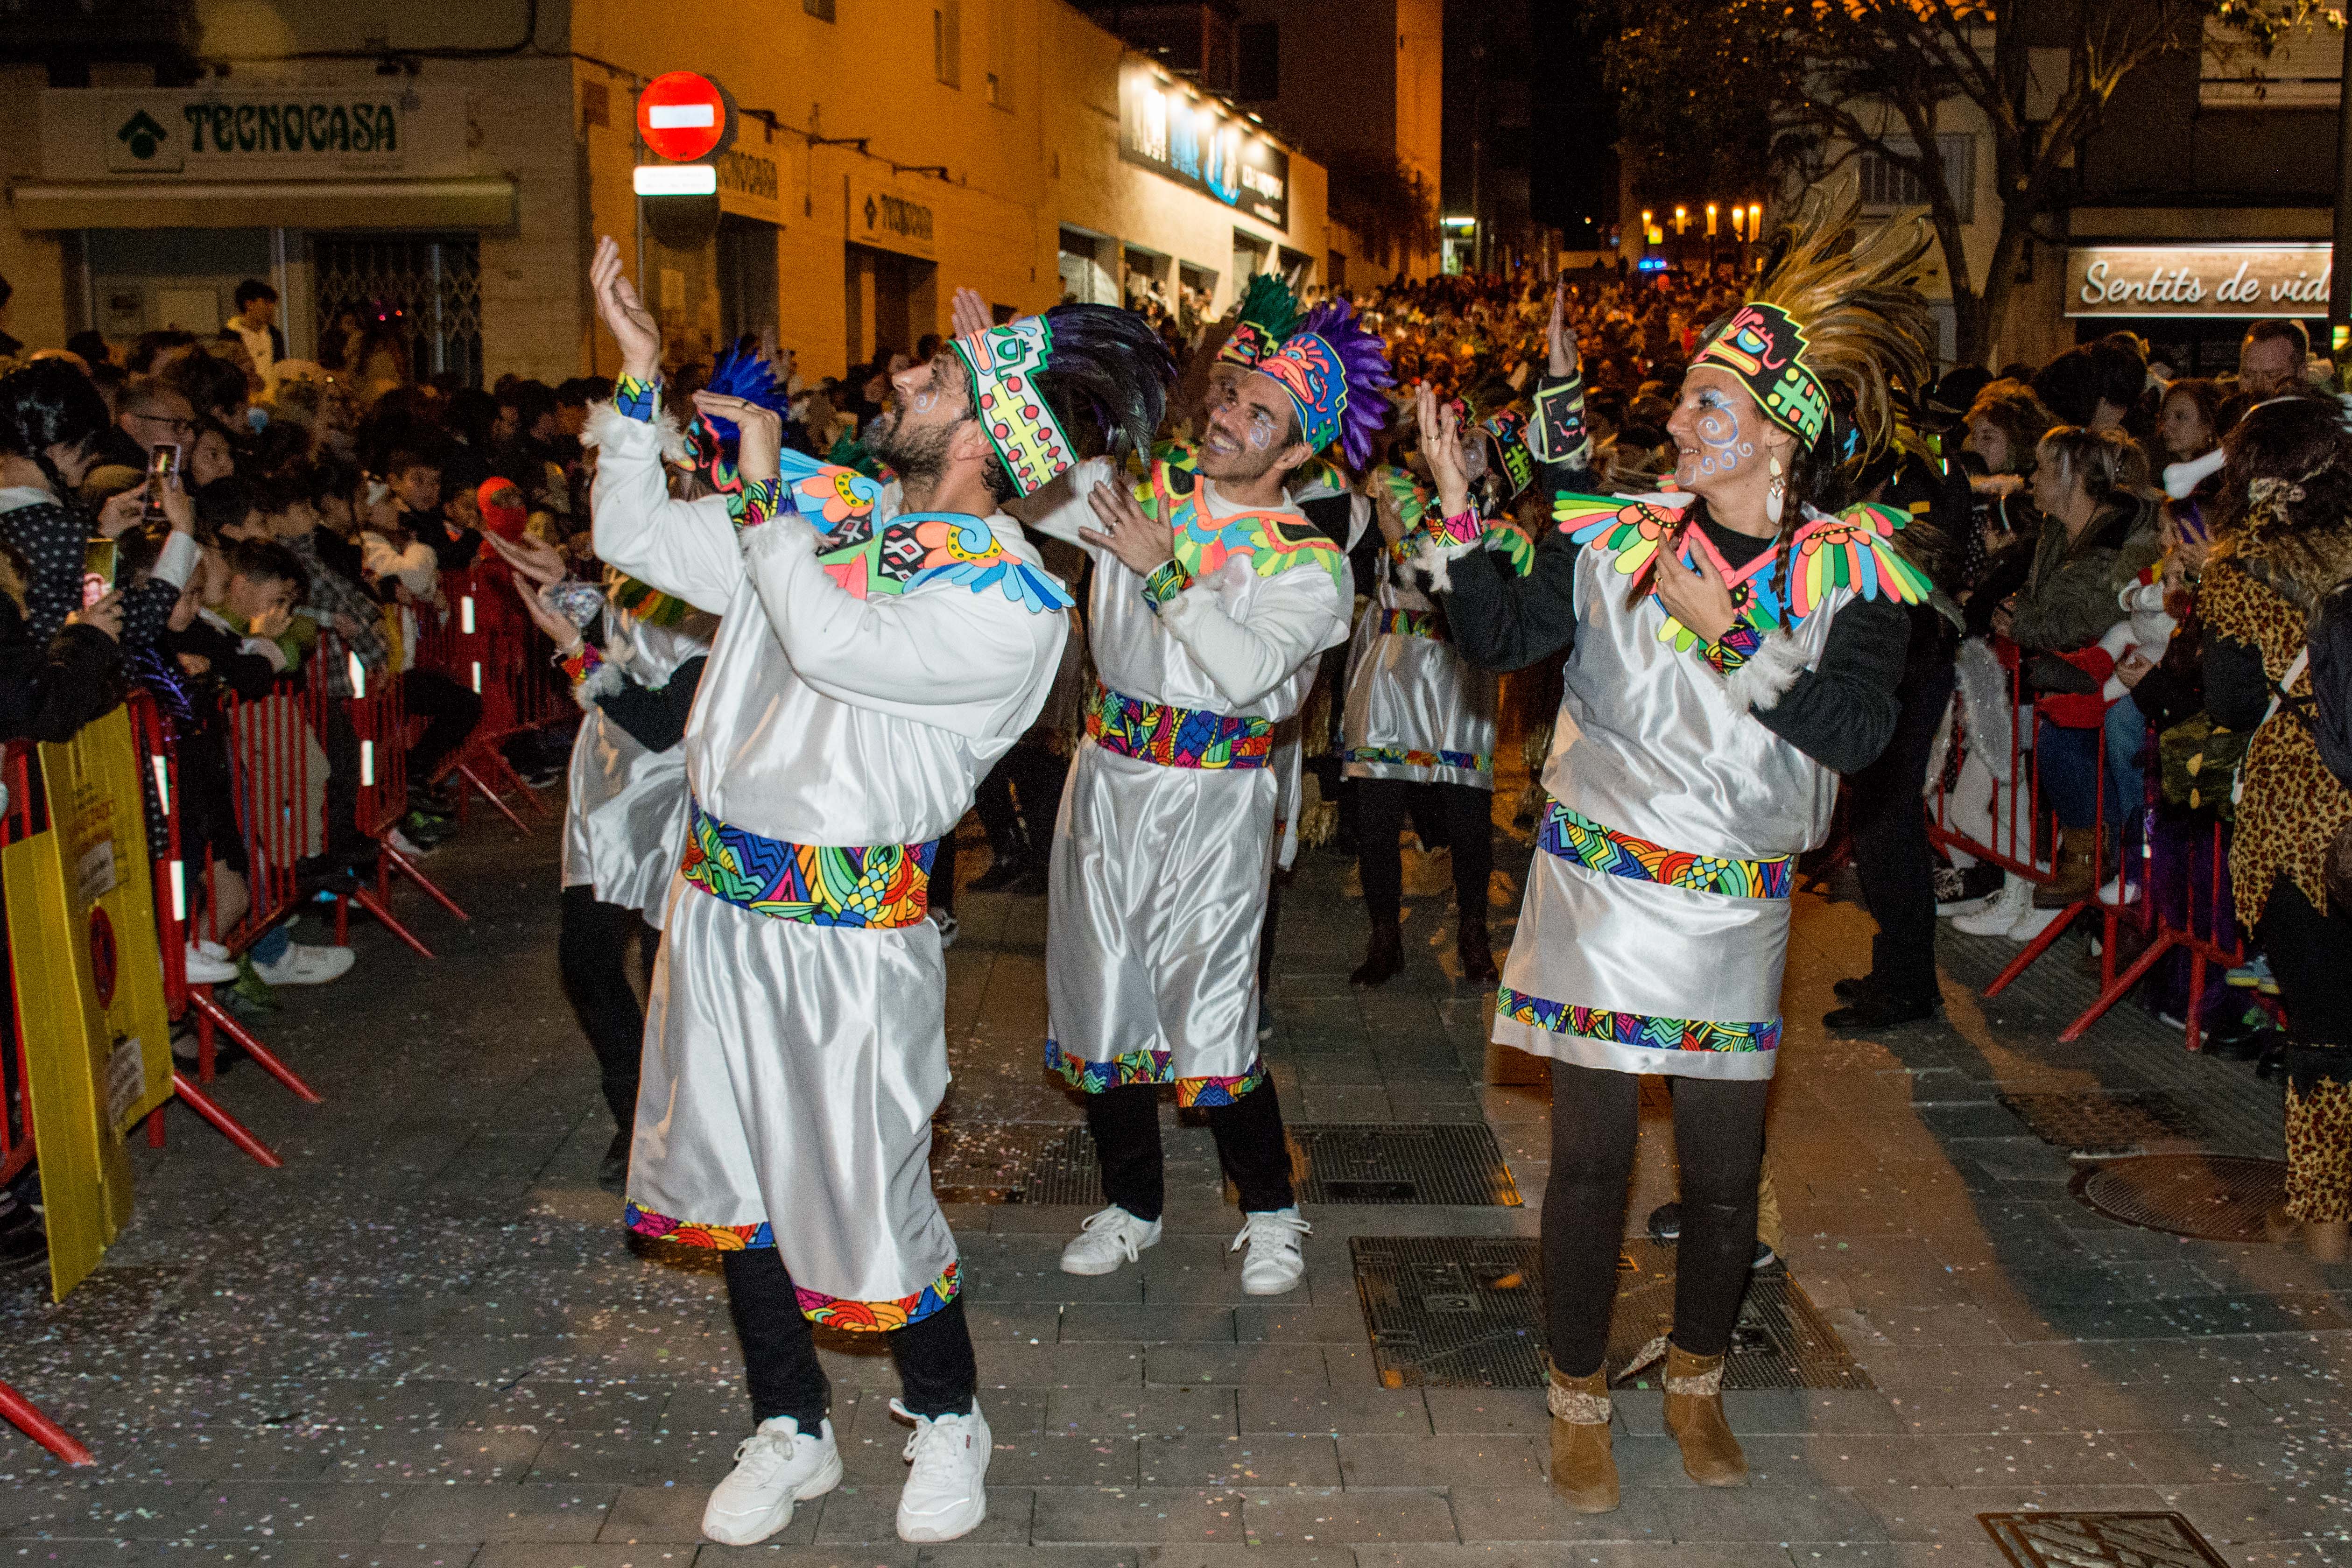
3,0,1336,384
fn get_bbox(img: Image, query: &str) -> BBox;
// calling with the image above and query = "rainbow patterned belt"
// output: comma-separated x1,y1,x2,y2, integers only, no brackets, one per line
1373,605,1447,640
680,802,937,927
1538,798,1793,900
1086,681,1273,769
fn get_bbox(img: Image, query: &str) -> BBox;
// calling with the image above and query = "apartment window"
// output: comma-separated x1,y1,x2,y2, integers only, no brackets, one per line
935,0,963,87
1239,22,1279,101
804,0,834,18
986,0,1014,108
1858,134,1974,224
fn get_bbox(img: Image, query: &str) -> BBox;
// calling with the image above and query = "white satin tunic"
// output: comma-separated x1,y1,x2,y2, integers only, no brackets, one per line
1029,457,1351,1096
590,403,1068,1322
1341,547,1500,791
560,610,712,928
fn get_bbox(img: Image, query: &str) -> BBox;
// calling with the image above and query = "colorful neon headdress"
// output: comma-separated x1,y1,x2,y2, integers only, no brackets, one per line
1254,299,1394,469
1481,408,1535,501
948,303,1176,498
678,345,795,503
1691,189,1932,466
1216,273,1302,370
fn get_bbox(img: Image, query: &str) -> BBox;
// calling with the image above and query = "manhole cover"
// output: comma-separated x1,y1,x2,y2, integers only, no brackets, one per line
1287,1123,1521,1207
2071,1153,2289,1242
932,1123,1520,1206
1980,1511,2229,1567
930,1124,1102,1206
1348,1236,1871,1390
1996,1088,2208,1156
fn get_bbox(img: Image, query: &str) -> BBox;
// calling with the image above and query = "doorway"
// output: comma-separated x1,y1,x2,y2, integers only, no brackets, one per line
844,242,938,370
717,214,780,354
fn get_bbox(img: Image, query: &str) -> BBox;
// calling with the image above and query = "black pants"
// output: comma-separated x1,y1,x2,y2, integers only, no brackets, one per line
558,885,660,1130
1355,778,1493,928
1086,1079,1295,1221
1848,654,1958,1004
402,668,485,783
931,825,959,917
973,741,1066,859
721,1248,977,1428
1542,1060,1769,1377
2262,875,2352,1050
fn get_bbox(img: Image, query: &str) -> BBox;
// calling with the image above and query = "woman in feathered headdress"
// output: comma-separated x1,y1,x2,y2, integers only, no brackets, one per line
1397,189,1937,1513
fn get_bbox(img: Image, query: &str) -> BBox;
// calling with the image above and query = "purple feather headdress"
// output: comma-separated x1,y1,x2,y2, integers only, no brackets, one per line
696,345,791,443
1255,299,1394,469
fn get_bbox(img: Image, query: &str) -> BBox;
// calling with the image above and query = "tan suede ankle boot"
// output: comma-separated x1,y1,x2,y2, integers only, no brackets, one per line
1662,1343,1746,1487
2034,825,2100,908
1544,1363,1619,1512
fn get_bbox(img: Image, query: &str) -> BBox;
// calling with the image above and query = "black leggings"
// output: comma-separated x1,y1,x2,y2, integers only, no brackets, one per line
1542,1060,1769,1376
402,668,485,782
1355,778,1493,928
721,1248,977,1427
2261,875,2352,1049
1849,654,1957,1003
557,885,661,1130
1086,1079,1296,1220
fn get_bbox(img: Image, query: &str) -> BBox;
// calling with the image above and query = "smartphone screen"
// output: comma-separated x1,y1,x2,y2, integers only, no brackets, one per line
82,538,118,608
143,443,181,524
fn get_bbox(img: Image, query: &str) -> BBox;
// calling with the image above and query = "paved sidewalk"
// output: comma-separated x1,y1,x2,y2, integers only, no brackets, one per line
0,795,2345,1568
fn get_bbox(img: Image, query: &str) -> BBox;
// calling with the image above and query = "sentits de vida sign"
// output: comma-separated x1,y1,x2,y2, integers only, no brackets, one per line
2069,245,2333,316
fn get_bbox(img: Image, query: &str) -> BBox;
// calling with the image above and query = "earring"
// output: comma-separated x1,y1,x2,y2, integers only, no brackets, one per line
1766,454,1787,526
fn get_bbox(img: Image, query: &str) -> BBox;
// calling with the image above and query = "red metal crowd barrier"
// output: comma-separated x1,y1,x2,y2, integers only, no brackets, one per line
1925,635,2245,1051
410,566,563,835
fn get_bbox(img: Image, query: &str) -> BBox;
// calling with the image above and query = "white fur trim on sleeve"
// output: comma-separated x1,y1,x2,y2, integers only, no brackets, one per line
1722,630,1809,713
571,656,627,713
581,400,690,466
1408,535,1481,595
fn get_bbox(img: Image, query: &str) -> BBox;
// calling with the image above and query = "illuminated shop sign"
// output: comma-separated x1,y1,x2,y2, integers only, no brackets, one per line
2065,244,2332,317
1119,64,1288,231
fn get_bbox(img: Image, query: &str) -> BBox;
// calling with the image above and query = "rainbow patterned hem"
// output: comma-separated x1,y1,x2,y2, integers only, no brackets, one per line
625,1201,774,1250
798,1261,960,1332
1373,606,1447,640
1538,799,1791,900
681,802,937,927
1045,1041,1268,1106
1344,745,1491,774
1495,987,1780,1055
1086,682,1272,769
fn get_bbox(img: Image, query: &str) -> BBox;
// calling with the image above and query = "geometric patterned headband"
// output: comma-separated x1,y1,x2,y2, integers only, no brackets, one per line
1690,302,1830,450
949,316,1077,498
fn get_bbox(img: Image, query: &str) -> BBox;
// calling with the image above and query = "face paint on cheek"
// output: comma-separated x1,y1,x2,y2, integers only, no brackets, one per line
1692,399,1753,479
1245,422,1272,451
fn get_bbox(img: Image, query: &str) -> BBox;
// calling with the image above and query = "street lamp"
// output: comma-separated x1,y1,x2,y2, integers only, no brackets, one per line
1705,202,1718,238
1674,205,1688,234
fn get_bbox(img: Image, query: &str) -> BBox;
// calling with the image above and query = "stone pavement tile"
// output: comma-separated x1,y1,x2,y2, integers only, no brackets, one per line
912,1548,1145,1568
1059,1305,1237,1343
1236,1486,1459,1545
1774,1546,2010,1567
1232,1299,1369,1344
382,1483,621,1542
1135,1433,1341,1487
700,1550,913,1568
1845,1482,2166,1544
98,1433,340,1481
1145,1344,1327,1387
1447,1485,1673,1543
982,1204,1125,1235
2209,1547,2352,1568
330,1427,550,1481
1028,1487,1258,1545
1845,1302,2018,1348
597,1480,811,1545
972,1340,1143,1388
1613,1391,1902,1439
1359,1547,1783,1568
961,1262,1143,1306
1337,1433,1546,1488
246,1377,493,1431
811,1485,1032,1545
1924,1430,2200,1488
1046,1388,1237,1439
467,1379,673,1432
0,1549,486,1568
964,1303,1068,1341
0,1479,409,1540
1422,1387,1550,1435
473,1547,696,1568
1142,1548,1356,1568
1299,1086,1395,1121
2155,1480,2352,1546
1732,1434,1948,1491
963,1434,1140,1487
1660,1484,1888,1543
1239,1386,1430,1434
526,1427,744,1484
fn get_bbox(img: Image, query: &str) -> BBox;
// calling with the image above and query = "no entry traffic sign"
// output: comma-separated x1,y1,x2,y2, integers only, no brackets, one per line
637,71,731,163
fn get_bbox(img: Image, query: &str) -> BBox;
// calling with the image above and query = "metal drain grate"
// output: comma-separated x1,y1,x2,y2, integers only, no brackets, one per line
1348,1236,1872,1390
1996,1089,2209,1156
2071,1153,2289,1242
1287,1123,1521,1207
929,1124,1102,1206
1980,1511,2229,1568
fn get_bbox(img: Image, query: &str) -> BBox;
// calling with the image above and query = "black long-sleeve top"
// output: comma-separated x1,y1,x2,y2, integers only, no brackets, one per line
1437,507,1911,776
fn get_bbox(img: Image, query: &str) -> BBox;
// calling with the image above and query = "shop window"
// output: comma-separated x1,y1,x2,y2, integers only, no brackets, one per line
805,0,835,17
935,0,963,87
1058,226,1115,305
1326,251,1347,290
1239,23,1279,101
986,0,1014,109
1858,134,1973,225
312,234,482,389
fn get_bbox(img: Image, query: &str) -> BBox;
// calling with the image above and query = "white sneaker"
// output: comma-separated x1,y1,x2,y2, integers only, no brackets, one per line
253,942,356,986
1951,873,2034,937
184,943,238,984
893,1399,989,1543
701,1415,841,1546
387,826,434,859
2097,874,2140,907
2007,905,2065,942
1232,1207,1310,1296
1059,1204,1162,1276
931,910,960,949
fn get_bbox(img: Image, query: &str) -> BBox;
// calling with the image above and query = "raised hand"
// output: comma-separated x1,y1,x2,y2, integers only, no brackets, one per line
1078,480,1176,578
1547,283,1580,379
514,576,584,654
691,391,782,484
1651,541,1737,645
484,528,566,587
950,287,994,342
68,590,123,642
591,235,662,382
1417,382,1472,519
